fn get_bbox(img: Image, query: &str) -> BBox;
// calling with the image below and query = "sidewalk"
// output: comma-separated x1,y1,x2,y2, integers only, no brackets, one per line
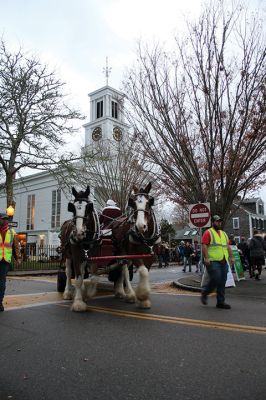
173,269,266,299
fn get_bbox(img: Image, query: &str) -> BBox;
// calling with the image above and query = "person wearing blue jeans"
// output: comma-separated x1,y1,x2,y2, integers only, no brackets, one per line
201,215,235,309
202,261,228,305
0,261,10,309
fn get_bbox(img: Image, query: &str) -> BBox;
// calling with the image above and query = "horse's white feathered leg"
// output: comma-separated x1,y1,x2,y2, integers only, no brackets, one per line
122,263,136,303
72,262,87,312
135,264,151,309
85,273,98,299
63,258,73,300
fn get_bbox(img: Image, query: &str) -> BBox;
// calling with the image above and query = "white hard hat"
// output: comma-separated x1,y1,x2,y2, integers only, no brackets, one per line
106,199,116,207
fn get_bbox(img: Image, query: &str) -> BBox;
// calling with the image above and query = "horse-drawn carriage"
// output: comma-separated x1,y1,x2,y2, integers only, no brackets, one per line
57,183,161,312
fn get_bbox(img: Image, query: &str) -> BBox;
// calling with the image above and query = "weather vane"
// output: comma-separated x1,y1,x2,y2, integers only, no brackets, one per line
103,56,112,85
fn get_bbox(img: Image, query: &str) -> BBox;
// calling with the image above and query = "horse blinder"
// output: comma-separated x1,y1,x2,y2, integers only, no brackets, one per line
149,197,154,207
85,202,94,215
68,202,76,215
128,197,135,209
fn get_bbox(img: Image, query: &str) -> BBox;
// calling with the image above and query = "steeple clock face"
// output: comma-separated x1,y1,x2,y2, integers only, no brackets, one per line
113,127,122,141
92,127,102,141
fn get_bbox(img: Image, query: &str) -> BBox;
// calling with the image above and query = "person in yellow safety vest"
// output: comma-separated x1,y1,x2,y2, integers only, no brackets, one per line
0,213,21,312
201,215,235,309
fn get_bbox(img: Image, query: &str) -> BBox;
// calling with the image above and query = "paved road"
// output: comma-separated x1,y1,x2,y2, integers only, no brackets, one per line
6,265,185,295
1,267,266,400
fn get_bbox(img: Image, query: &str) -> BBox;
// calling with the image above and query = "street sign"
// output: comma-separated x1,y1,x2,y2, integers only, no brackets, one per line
189,203,211,228
8,221,18,227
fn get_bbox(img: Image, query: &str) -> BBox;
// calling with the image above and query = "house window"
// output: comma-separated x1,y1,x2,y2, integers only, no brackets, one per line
26,194,35,230
96,101,103,118
51,189,61,228
112,101,118,118
232,217,239,229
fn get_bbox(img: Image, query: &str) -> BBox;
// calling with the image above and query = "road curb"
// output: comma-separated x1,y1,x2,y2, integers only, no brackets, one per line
172,280,201,292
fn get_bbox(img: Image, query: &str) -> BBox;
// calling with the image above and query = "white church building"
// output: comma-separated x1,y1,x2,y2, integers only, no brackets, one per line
0,84,128,250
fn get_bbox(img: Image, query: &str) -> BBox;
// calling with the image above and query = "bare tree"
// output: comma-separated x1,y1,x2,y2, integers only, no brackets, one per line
78,135,154,211
123,1,266,222
0,40,84,207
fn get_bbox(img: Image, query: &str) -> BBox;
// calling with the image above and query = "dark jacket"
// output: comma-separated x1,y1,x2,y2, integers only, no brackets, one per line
184,245,193,258
249,235,266,258
237,241,249,257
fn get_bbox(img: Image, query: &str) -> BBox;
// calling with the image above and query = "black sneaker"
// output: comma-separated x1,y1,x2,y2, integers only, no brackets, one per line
216,303,231,309
201,293,208,305
0,303,4,312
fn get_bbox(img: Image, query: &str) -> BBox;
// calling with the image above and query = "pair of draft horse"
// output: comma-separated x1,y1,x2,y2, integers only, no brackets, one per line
60,183,161,312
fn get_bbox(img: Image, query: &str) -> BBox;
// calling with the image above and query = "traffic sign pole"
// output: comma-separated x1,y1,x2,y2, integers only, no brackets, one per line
189,202,211,277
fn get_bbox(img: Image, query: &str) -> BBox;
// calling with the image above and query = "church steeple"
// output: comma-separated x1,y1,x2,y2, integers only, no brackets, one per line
83,62,129,148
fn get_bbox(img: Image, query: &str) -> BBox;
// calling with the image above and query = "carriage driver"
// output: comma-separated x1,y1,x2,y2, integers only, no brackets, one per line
99,200,122,235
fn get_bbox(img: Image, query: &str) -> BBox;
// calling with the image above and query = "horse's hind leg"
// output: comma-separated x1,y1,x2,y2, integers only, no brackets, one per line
135,265,151,309
63,258,73,300
84,263,98,299
114,267,126,299
122,263,136,303
72,261,87,312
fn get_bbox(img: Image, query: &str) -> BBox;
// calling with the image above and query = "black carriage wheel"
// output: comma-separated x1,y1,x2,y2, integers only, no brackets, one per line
57,270,66,293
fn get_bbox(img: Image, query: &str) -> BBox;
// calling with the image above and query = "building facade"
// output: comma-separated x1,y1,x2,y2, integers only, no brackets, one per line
0,171,70,249
0,84,128,249
224,198,266,242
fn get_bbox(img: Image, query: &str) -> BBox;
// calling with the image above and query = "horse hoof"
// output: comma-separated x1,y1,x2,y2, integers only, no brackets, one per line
84,281,97,298
137,299,151,309
114,292,125,299
71,301,87,312
125,295,136,303
63,291,72,300
135,289,150,301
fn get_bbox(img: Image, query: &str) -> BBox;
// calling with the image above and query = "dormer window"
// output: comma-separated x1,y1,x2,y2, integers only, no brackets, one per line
258,203,264,215
96,101,103,118
112,101,118,119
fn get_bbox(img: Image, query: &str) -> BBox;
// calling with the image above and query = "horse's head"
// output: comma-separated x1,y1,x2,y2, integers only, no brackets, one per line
128,182,154,235
68,186,94,241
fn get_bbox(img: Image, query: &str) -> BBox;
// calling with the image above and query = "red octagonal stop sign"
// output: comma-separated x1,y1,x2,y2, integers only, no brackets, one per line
189,203,211,228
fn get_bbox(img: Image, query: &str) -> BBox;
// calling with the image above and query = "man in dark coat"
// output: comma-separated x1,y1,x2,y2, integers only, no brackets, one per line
248,230,266,280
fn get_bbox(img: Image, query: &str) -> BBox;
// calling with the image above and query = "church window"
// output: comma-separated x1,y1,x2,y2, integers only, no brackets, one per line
26,194,35,230
51,189,61,228
112,101,118,118
96,101,103,118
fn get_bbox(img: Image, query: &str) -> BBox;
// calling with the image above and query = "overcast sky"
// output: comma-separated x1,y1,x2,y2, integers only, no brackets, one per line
0,0,265,203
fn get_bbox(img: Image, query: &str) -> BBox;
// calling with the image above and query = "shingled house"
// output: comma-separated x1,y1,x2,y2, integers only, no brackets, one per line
224,198,266,243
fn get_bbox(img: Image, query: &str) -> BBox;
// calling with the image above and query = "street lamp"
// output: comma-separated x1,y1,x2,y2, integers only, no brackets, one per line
6,204,15,221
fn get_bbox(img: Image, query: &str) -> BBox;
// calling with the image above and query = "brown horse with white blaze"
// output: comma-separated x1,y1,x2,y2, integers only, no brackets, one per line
111,182,161,308
60,186,101,311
